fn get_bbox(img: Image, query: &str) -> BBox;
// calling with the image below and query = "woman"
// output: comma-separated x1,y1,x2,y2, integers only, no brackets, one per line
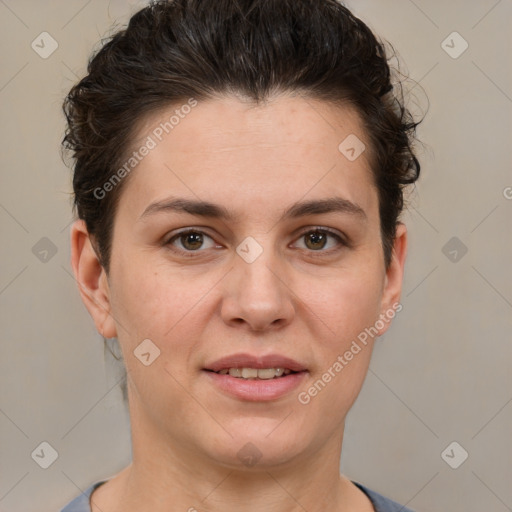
61,0,421,510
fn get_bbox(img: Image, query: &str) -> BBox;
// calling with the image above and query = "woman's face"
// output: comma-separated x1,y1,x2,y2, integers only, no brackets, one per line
74,94,406,469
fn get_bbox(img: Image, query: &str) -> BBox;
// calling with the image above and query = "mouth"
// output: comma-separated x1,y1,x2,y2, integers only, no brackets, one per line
205,367,297,379
204,353,307,373
203,353,308,401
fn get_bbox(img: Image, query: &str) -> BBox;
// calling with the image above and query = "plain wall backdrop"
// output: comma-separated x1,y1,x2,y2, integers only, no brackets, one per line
0,1,511,511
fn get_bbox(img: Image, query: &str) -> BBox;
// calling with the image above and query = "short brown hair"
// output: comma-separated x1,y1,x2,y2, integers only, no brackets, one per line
62,0,422,272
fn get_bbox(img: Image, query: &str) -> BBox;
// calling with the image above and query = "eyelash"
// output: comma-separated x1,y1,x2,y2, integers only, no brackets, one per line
164,227,347,258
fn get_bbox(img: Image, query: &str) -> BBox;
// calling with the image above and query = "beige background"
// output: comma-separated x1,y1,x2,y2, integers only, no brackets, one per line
0,1,511,511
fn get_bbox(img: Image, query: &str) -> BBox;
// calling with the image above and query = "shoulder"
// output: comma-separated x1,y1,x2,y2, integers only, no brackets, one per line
60,481,107,512
352,481,416,512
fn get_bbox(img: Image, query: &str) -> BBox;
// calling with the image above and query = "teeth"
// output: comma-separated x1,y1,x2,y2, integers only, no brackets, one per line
219,367,292,379
257,368,280,379
241,368,258,378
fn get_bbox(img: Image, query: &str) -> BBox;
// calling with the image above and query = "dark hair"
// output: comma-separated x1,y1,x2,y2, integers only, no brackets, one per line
62,0,422,273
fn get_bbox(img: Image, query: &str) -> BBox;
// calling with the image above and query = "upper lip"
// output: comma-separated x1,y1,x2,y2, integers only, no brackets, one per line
204,353,307,373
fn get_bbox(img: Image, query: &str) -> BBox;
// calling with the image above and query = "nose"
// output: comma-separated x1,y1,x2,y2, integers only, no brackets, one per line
220,245,295,333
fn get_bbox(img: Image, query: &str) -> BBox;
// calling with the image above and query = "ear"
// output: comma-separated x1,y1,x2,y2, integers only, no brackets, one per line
70,219,117,339
377,222,407,336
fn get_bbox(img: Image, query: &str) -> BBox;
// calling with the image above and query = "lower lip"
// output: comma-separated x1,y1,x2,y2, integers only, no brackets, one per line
203,370,307,401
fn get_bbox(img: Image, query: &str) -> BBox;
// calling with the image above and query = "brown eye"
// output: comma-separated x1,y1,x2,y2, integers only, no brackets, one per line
304,231,328,250
293,228,346,253
180,232,204,250
167,230,217,253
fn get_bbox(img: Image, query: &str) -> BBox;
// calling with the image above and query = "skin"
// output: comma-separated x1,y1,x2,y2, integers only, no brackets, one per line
71,94,407,512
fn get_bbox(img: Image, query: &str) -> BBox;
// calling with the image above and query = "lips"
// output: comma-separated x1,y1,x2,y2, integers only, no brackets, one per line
204,353,307,373
203,353,308,401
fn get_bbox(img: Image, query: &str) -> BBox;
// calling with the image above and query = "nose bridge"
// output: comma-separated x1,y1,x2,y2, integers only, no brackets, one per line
220,235,295,330
240,245,281,295
237,236,286,302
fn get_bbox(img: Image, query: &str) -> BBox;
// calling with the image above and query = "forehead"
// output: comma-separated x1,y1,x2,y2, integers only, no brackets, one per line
118,95,378,222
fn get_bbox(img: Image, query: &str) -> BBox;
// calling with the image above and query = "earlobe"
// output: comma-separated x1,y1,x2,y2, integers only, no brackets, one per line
378,222,408,336
70,219,117,339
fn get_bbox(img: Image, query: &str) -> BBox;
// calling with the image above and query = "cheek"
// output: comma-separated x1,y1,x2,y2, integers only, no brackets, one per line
297,267,383,346
292,266,382,405
109,260,218,424
110,253,222,341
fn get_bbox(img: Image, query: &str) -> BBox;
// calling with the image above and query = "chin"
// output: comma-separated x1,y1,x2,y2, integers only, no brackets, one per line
201,422,309,470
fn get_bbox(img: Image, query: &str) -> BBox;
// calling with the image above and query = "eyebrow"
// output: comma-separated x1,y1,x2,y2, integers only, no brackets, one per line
139,196,367,223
